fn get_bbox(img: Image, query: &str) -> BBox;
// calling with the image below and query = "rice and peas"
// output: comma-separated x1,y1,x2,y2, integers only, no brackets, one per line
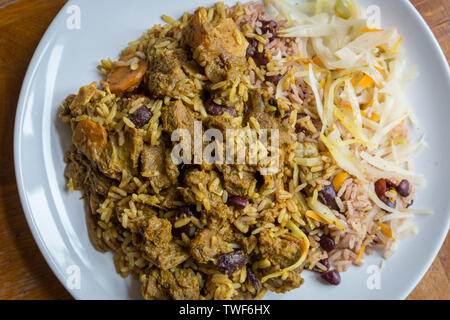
59,0,429,300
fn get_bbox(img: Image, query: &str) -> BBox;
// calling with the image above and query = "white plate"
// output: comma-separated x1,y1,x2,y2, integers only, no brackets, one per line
14,0,450,300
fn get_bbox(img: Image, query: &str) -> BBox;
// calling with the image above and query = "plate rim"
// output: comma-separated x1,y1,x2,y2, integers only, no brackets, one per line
13,0,450,300
14,0,77,299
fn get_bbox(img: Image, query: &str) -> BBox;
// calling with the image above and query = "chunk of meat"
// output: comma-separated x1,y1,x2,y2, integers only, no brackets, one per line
246,92,277,130
257,230,304,293
246,89,266,119
246,89,293,145
161,100,196,136
96,127,143,179
147,42,195,98
202,202,234,231
184,15,248,59
144,215,189,270
141,271,170,300
190,228,231,264
258,230,302,269
264,270,304,293
184,168,210,186
182,8,214,49
160,269,200,300
254,112,278,130
165,149,180,184
63,151,87,191
158,187,184,209
68,82,99,117
87,170,114,197
140,144,171,191
183,11,248,82
107,54,149,94
222,166,254,197
213,18,249,57
64,150,114,198
72,119,107,162
141,268,200,300
204,53,247,83
145,215,172,244
206,114,234,134
183,169,224,210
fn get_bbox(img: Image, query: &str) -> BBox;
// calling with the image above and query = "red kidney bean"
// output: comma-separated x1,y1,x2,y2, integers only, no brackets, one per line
246,39,258,58
246,44,255,58
320,258,331,270
175,223,196,238
205,101,224,116
260,20,278,40
252,52,269,67
321,270,341,285
318,185,340,211
205,101,237,117
396,179,411,197
216,250,248,275
319,235,337,252
129,106,151,128
374,179,396,208
313,258,331,273
223,106,237,117
179,206,193,217
227,196,248,210
268,98,278,107
265,74,283,85
246,268,260,298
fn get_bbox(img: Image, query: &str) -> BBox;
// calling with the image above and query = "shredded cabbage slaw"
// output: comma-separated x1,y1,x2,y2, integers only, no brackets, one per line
267,0,429,260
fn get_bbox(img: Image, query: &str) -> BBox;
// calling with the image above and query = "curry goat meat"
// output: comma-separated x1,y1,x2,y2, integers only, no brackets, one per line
60,3,312,300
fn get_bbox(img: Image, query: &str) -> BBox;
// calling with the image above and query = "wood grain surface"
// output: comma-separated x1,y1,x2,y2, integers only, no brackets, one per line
0,0,448,300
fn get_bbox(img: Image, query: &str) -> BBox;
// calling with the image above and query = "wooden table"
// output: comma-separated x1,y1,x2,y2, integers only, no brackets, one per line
0,0,448,300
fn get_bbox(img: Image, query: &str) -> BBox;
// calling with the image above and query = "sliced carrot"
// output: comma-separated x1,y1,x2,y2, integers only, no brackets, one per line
360,27,383,32
358,74,374,88
393,37,403,54
370,113,380,122
312,56,323,66
305,210,328,224
356,245,365,261
107,55,149,94
351,78,357,88
342,104,352,111
361,99,374,110
378,223,393,238
332,172,349,191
